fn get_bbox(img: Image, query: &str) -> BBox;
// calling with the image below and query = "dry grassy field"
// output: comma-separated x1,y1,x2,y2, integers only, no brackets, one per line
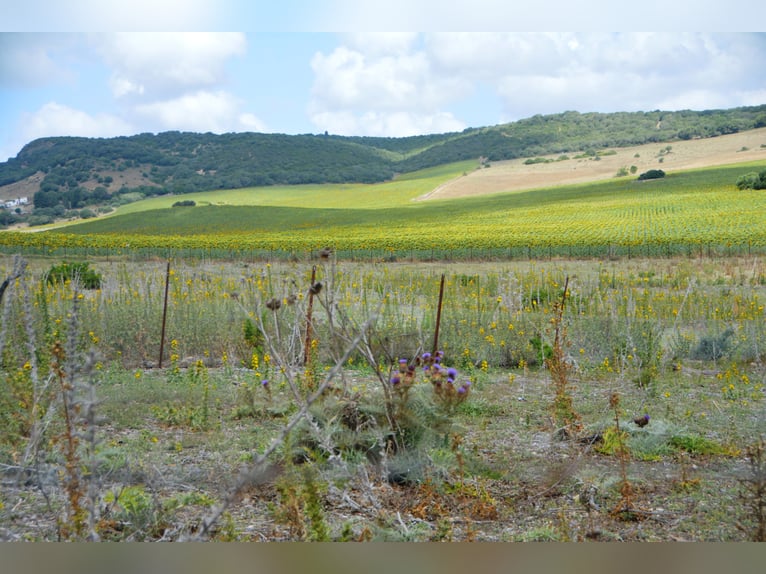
420,128,766,200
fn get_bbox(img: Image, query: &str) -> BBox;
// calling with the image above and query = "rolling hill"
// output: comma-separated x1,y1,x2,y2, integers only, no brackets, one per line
1,105,765,222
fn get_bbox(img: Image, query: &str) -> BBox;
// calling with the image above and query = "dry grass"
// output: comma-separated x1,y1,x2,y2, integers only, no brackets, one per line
421,128,766,201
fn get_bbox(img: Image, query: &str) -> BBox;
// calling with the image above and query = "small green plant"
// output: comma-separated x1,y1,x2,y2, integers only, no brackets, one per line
102,485,167,541
243,318,262,350
152,360,215,431
669,434,731,456
514,524,563,541
691,329,734,361
45,261,102,289
529,334,553,365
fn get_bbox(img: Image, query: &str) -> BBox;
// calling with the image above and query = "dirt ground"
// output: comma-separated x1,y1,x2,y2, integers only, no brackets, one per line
419,128,766,201
1,363,761,542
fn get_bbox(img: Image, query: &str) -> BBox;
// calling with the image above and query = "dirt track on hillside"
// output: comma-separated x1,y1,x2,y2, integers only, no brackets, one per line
418,128,766,201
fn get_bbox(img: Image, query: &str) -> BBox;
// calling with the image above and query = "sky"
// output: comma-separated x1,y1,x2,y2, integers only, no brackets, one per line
1,1,766,163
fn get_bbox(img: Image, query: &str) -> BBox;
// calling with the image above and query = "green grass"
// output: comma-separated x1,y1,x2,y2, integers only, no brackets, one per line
108,159,478,215
60,162,766,247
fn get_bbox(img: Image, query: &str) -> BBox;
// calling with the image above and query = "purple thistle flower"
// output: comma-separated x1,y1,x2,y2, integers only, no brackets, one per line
457,386,467,394
390,375,401,385
261,379,269,386
421,352,431,361
447,367,458,379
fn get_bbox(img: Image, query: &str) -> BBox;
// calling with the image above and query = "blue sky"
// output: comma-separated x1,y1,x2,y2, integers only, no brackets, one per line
1,1,766,162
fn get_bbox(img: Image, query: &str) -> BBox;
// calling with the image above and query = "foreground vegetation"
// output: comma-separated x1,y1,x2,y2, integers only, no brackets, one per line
1,253,764,541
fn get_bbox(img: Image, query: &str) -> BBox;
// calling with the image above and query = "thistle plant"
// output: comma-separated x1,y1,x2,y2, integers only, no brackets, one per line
418,351,471,414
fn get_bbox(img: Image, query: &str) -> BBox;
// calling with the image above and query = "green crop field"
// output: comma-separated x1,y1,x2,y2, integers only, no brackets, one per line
1,160,765,260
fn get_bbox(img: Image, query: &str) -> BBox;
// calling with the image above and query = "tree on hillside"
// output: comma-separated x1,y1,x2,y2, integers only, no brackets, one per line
736,170,766,190
637,169,666,181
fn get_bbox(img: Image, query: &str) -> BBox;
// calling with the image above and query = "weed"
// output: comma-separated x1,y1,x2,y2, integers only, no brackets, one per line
669,434,733,457
737,437,766,541
546,277,581,436
44,261,102,290
152,360,216,431
101,485,167,541
606,392,644,521
691,328,734,361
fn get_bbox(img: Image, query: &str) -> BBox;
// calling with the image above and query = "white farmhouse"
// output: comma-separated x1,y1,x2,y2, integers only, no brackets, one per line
2,197,28,209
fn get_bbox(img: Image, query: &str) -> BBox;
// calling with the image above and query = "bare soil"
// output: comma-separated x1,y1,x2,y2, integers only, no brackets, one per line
419,128,766,201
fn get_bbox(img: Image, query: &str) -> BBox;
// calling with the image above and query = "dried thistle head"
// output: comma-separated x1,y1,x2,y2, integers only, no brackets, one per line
265,297,282,311
609,391,620,410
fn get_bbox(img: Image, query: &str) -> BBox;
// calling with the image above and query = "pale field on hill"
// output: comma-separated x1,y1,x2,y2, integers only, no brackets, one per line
420,127,766,201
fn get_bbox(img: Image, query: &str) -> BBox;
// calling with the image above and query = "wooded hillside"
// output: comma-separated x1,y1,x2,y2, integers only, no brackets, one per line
0,105,764,221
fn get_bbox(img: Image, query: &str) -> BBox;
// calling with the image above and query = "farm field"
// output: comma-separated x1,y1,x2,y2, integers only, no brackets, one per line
1,254,764,541
2,160,766,260
424,127,766,200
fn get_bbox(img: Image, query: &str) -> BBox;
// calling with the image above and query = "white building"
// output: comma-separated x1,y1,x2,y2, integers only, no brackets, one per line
2,197,28,209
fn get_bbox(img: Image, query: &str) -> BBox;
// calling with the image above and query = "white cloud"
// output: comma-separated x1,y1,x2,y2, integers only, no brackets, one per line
314,1,766,32
309,32,766,136
4,0,231,31
311,110,465,137
21,102,134,140
133,91,268,133
308,36,472,135
340,33,419,56
0,34,80,88
95,33,247,100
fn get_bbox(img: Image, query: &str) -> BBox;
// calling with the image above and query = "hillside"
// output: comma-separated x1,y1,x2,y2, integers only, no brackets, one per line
0,104,765,228
424,127,766,200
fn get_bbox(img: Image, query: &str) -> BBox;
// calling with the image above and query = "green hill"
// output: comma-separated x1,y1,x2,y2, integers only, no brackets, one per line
1,104,765,230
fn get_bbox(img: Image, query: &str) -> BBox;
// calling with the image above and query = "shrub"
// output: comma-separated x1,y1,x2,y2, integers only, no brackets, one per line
172,200,196,207
637,169,666,181
45,261,103,289
736,170,766,190
690,329,734,361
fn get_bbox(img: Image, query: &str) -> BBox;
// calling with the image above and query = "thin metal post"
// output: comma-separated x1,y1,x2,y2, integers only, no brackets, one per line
158,261,171,369
432,273,445,355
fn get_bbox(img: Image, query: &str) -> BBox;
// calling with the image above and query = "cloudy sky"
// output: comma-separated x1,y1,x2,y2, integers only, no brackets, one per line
1,1,765,162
